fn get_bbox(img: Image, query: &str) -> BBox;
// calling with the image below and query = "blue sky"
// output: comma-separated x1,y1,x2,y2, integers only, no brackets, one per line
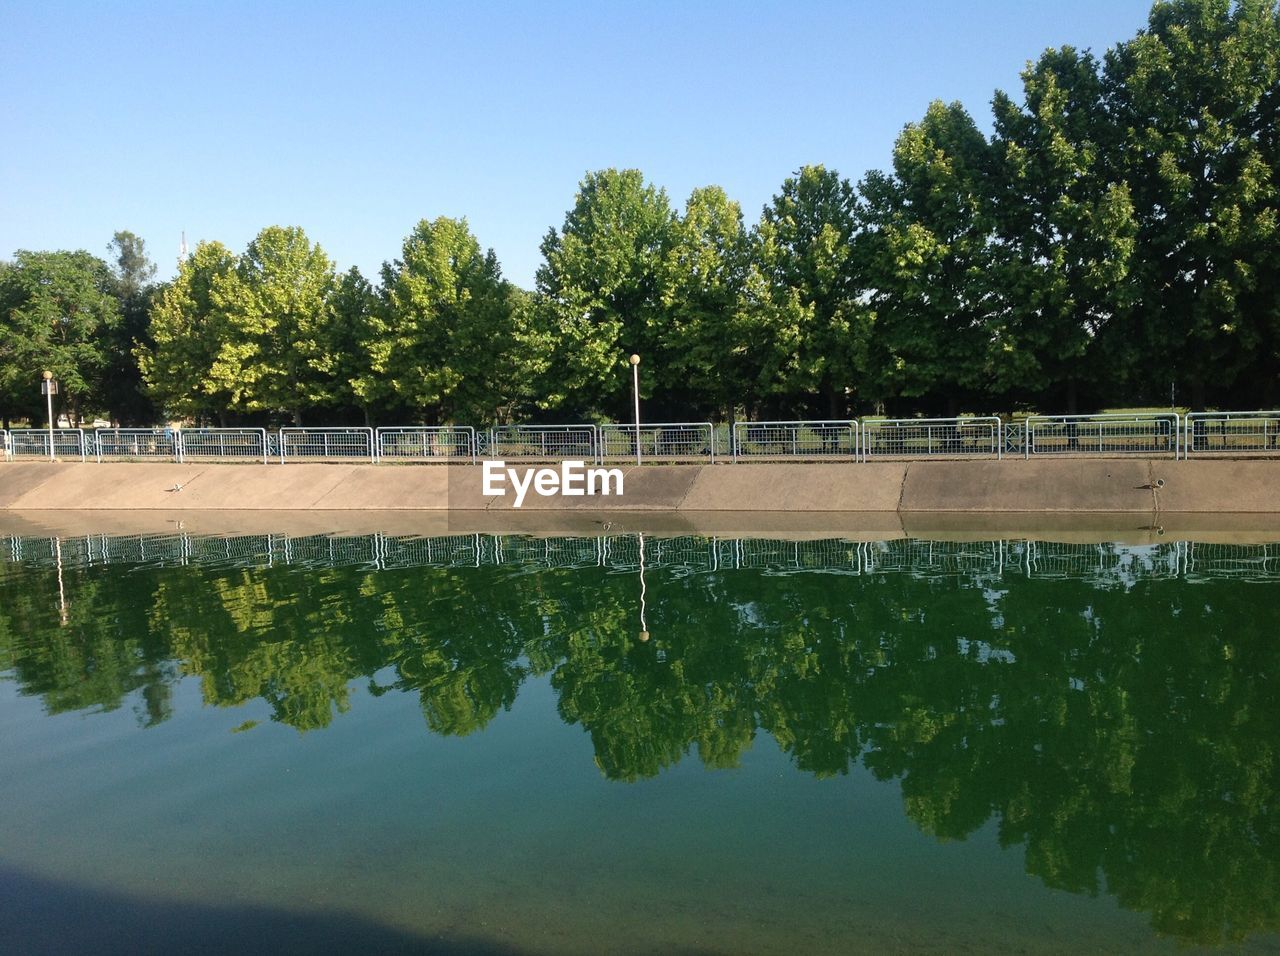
2,0,1156,289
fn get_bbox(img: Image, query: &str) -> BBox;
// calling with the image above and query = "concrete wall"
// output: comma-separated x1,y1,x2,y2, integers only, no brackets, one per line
1,458,1277,514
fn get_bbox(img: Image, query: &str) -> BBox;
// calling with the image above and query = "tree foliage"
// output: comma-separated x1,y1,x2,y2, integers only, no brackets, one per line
660,186,757,418
863,103,1002,414
370,217,527,423
990,49,1137,409
1103,0,1280,408
534,169,675,417
102,230,161,424
138,240,238,422
754,165,870,416
0,249,119,425
208,225,339,424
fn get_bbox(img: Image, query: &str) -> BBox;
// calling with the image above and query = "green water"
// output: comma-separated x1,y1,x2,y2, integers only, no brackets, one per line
2,532,1279,954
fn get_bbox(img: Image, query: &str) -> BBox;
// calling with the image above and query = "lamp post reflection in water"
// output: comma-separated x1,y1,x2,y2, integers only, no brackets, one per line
637,532,649,642
54,536,68,626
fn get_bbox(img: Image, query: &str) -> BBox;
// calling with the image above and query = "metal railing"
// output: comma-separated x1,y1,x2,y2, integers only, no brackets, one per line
488,425,598,462
8,409,1280,467
730,420,857,461
862,417,1002,460
1184,411,1280,458
1025,413,1179,459
1003,420,1026,456
376,426,476,463
600,422,715,463
178,428,269,464
95,427,179,462
278,427,375,463
3,428,87,461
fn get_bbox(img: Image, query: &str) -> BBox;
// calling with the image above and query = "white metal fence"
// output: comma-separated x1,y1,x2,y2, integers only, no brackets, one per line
179,428,269,463
600,423,715,463
9,410,1280,467
95,427,179,461
862,417,1002,460
377,426,476,463
487,425,598,462
278,427,375,463
3,428,88,461
1184,411,1280,457
731,421,857,461
1025,413,1179,458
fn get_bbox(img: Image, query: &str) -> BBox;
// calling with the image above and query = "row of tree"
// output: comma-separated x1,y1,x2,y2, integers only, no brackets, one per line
2,0,1277,427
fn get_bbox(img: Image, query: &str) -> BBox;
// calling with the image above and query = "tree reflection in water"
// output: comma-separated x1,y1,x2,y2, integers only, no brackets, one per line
1,531,1279,944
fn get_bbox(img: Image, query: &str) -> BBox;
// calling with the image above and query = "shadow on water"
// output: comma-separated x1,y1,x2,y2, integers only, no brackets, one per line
0,864,521,956
0,863,739,956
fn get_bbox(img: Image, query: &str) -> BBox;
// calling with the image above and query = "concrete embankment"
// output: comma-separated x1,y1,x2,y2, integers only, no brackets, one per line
1,458,1277,516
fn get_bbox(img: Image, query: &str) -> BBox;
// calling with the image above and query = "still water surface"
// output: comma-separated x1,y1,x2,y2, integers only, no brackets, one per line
1,531,1279,954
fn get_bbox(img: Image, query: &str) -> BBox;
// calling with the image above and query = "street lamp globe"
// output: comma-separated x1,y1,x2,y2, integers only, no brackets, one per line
629,354,640,366
42,370,53,380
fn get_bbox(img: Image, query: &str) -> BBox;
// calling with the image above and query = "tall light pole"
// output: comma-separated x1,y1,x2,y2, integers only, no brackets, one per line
629,353,641,466
42,370,55,462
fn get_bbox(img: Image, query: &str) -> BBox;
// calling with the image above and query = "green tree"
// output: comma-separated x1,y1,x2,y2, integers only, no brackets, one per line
535,169,675,417
102,230,161,424
1103,0,1280,408
370,217,526,423
108,229,158,299
138,240,238,422
753,165,869,416
862,103,1000,414
990,49,1138,411
660,186,757,420
208,226,339,424
0,249,119,427
322,266,380,423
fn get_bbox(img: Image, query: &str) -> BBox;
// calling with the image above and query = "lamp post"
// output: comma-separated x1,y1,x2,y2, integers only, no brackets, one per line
629,353,641,466
41,370,55,462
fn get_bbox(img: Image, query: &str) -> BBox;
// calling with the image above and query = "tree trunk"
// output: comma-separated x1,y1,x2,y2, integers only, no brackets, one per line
1066,379,1079,415
826,384,842,419
1190,379,1206,413
292,408,303,427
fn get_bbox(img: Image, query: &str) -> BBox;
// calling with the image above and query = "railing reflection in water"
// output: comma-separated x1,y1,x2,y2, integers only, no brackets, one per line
5,531,1280,584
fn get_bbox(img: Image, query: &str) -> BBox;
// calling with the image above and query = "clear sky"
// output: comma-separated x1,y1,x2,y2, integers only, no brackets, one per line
2,0,1157,289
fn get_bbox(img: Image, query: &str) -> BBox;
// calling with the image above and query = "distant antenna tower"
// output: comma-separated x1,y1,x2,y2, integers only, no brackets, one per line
178,231,188,267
